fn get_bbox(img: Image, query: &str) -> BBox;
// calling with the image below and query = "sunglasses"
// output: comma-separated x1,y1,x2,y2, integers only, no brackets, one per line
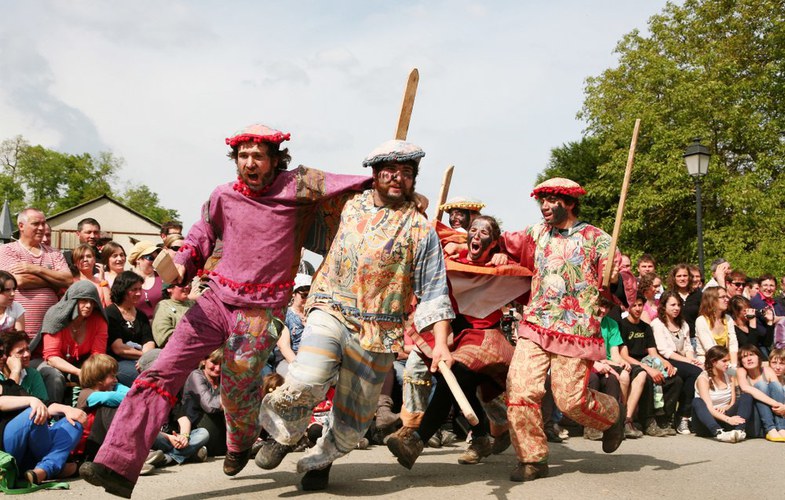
171,245,183,251
730,282,745,287
142,253,158,262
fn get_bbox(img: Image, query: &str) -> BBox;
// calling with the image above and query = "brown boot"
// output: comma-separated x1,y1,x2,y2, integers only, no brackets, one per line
510,462,549,482
376,395,401,431
386,429,424,469
457,435,493,464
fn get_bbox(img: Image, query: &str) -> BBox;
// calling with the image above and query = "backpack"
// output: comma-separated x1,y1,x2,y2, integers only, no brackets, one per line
0,451,69,494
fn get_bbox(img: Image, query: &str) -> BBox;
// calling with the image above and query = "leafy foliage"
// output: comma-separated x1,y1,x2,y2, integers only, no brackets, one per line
541,0,785,276
0,136,177,223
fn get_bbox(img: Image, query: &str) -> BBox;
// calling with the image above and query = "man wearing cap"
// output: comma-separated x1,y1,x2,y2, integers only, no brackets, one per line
274,272,311,376
439,197,485,232
256,139,455,491
81,124,370,498
494,178,626,482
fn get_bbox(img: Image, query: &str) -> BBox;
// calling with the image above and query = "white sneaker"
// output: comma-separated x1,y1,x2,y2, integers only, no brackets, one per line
715,430,736,443
733,430,746,442
676,418,691,435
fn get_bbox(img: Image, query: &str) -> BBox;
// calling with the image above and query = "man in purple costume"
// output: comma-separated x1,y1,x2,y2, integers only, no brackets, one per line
80,124,369,498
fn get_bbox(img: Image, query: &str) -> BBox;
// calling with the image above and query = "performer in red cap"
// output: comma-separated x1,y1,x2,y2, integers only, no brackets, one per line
80,124,370,498
496,177,627,482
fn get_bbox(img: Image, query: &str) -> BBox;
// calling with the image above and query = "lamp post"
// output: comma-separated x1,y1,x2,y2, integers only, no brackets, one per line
683,138,711,278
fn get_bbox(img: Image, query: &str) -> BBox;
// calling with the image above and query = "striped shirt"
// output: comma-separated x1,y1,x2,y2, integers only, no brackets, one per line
0,241,68,340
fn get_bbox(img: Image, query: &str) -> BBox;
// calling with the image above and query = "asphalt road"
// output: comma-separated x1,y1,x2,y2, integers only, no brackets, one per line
30,433,783,499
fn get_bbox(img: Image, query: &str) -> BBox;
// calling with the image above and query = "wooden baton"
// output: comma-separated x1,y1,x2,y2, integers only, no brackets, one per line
395,68,419,141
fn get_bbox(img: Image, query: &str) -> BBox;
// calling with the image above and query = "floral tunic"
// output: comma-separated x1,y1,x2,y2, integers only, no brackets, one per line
307,190,454,353
501,221,617,360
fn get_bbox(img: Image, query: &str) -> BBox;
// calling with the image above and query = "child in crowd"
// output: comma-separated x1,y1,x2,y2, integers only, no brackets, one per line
736,345,785,442
76,354,130,461
183,347,225,456
692,345,752,443
0,271,25,333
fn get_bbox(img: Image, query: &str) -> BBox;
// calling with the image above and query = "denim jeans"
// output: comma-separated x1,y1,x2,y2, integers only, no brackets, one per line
153,427,210,464
753,379,785,432
691,393,753,436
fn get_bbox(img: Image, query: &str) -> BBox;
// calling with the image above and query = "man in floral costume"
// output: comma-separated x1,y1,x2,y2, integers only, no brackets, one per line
256,139,455,491
80,124,370,498
498,177,626,482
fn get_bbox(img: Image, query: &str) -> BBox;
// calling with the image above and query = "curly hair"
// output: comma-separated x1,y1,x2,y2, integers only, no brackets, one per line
666,264,691,294
110,271,144,305
657,290,684,327
228,142,291,171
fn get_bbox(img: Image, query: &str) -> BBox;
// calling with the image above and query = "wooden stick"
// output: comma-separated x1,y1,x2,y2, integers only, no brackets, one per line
602,119,641,288
395,69,419,140
433,165,455,221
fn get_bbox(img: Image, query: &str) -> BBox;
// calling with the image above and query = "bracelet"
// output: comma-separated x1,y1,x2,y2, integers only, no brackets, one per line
182,433,190,439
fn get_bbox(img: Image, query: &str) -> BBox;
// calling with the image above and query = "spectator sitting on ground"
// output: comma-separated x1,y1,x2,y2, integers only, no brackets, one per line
0,271,25,333
75,354,130,461
160,221,183,242
703,258,730,290
769,348,785,387
750,274,785,357
736,345,785,442
619,294,682,437
72,244,111,307
692,345,751,443
730,295,774,355
99,241,127,289
0,330,47,401
275,273,310,376
694,287,738,367
105,271,155,387
0,346,87,484
183,348,225,457
35,280,108,405
128,241,163,322
650,290,703,435
638,273,659,324
152,281,194,348
0,208,71,348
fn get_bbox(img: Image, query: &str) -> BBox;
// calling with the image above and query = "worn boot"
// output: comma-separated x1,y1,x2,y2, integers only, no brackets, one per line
376,395,401,431
457,435,493,465
491,430,511,454
387,430,424,469
300,464,332,491
254,440,295,470
223,449,252,476
510,462,549,482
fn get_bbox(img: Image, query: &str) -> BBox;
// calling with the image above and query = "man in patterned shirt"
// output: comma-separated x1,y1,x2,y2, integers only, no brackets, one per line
495,177,626,483
257,139,455,491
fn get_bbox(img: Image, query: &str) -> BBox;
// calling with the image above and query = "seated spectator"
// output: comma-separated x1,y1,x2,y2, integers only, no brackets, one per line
0,350,87,484
162,233,185,259
770,348,785,387
75,354,130,461
106,271,155,387
750,274,785,358
183,348,225,456
36,281,108,405
725,270,747,298
694,287,738,367
736,345,785,442
0,331,47,402
275,273,310,376
0,271,25,333
688,265,704,291
152,282,194,348
619,294,682,436
692,345,752,443
72,244,111,307
99,242,126,289
730,295,774,356
703,258,730,290
128,241,163,322
638,273,659,323
650,290,703,435
160,221,183,242
666,264,701,339
744,277,761,300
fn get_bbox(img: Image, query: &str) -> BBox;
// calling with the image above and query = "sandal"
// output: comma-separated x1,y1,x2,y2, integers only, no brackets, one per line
24,469,44,485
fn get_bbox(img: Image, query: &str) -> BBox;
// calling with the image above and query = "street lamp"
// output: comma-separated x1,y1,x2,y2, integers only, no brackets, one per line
683,137,711,278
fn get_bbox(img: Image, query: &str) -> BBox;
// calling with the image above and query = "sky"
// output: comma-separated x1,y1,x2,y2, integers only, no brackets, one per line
0,0,674,234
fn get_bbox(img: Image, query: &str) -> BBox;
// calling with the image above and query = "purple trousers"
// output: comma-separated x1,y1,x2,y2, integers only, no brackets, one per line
94,289,281,483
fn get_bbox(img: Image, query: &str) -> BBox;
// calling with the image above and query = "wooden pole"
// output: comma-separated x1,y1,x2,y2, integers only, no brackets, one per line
602,119,641,288
395,69,419,141
433,165,455,221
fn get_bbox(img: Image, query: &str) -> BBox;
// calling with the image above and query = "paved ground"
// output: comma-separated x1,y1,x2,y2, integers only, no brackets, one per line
29,433,783,499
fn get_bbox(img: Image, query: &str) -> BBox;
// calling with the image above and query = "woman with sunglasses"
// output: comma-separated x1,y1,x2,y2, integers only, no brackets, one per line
275,274,310,376
128,241,163,322
0,271,25,334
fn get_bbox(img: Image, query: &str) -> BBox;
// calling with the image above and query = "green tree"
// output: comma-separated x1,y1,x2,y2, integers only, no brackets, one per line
121,184,180,224
552,0,785,276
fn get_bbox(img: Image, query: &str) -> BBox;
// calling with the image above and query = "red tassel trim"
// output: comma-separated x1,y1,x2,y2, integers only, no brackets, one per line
233,177,273,198
530,185,587,199
179,243,198,259
225,132,291,147
526,322,603,346
197,269,294,295
134,379,178,407
506,398,540,409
